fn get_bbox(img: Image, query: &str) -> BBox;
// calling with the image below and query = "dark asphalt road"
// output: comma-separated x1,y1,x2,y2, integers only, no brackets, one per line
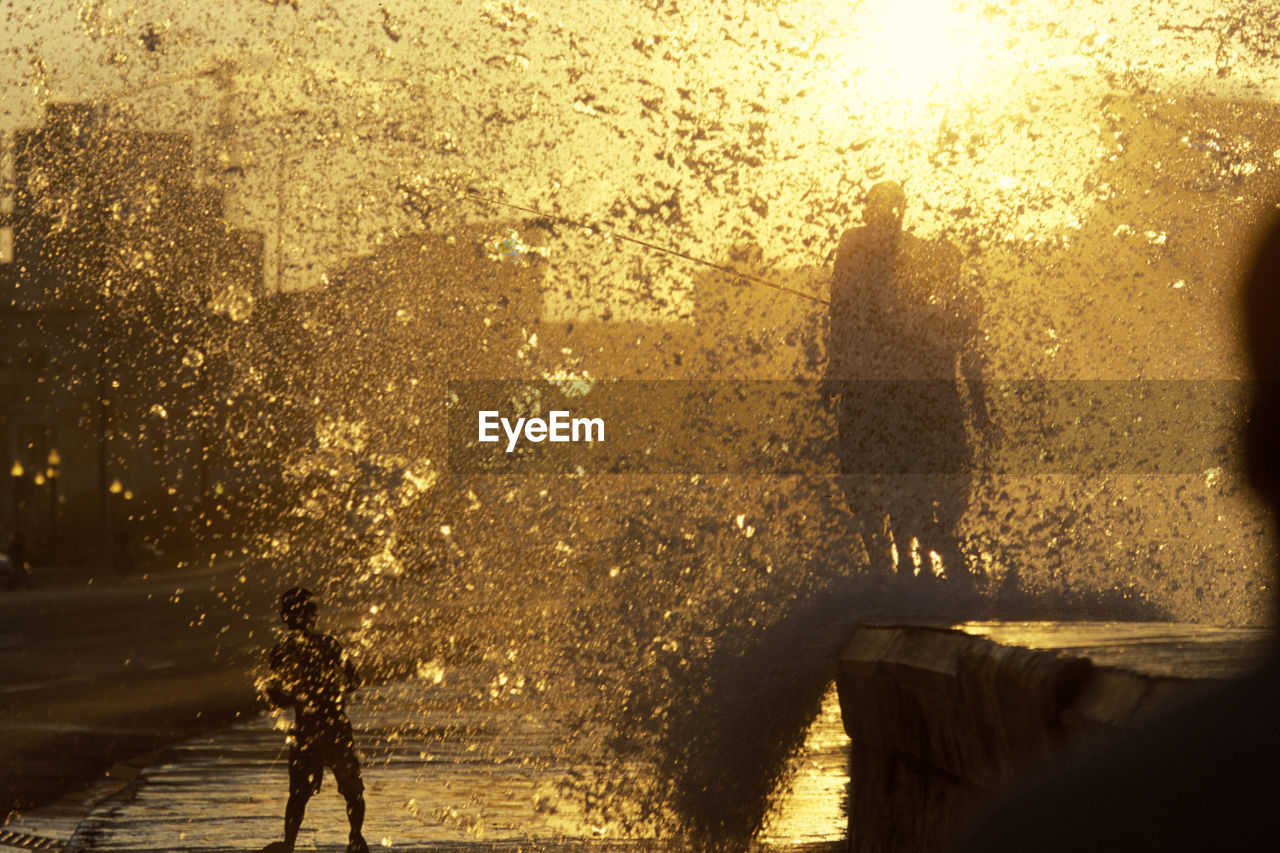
0,557,281,817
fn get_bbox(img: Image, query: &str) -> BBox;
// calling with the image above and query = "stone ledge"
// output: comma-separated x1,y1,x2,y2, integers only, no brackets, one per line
836,621,1271,853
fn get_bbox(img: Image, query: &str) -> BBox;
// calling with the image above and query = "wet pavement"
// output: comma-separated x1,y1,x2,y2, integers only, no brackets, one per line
5,666,847,852
0,558,848,851
0,558,281,819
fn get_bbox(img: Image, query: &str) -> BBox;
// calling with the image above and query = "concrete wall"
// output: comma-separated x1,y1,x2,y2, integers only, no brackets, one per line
836,622,1269,853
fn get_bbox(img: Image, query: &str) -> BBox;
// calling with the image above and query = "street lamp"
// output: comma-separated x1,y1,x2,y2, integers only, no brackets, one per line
46,448,60,547
8,460,21,538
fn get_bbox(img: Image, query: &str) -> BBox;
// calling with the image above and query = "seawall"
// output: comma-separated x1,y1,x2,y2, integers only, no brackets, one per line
836,621,1270,852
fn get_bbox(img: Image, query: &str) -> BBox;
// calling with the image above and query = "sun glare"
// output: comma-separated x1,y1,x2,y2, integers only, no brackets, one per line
828,0,999,107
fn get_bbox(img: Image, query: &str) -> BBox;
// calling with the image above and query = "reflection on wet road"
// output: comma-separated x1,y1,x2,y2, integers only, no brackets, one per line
65,670,847,851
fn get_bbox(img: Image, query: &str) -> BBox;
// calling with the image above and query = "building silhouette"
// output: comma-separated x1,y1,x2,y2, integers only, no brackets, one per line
0,102,269,564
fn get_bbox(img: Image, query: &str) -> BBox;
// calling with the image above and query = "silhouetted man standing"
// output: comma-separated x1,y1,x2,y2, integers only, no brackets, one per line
260,587,368,853
828,181,991,582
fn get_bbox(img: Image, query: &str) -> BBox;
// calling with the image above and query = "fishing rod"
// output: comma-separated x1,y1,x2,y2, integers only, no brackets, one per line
402,182,830,306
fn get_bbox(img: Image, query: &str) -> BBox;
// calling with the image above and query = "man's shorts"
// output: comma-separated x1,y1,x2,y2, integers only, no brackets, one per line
288,724,364,799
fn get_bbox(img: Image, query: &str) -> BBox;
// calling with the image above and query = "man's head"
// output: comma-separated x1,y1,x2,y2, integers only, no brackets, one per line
279,586,318,630
864,181,907,231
